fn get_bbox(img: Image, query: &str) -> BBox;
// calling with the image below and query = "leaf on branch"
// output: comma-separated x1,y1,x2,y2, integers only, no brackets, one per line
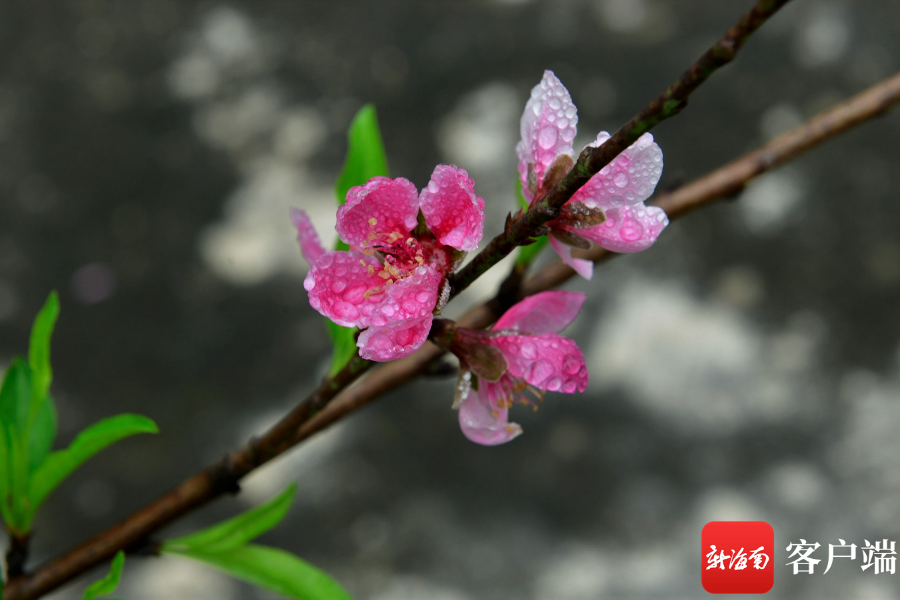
324,104,390,374
168,545,352,600
325,322,358,378
28,414,159,513
82,550,125,600
163,485,352,600
28,291,59,414
164,484,296,554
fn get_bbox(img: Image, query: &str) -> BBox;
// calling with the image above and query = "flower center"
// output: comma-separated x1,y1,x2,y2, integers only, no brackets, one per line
357,218,445,299
487,374,546,414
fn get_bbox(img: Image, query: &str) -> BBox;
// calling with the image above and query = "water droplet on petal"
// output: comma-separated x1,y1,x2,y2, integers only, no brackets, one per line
520,341,537,360
614,172,629,188
416,291,431,303
527,360,554,386
538,127,558,149
563,355,582,375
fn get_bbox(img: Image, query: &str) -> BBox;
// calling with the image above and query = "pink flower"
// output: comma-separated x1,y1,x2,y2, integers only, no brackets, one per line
517,70,669,280
294,165,485,362
454,290,589,446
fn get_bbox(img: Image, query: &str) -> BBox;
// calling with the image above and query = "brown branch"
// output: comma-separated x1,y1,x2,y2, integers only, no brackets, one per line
448,0,793,297
8,30,900,600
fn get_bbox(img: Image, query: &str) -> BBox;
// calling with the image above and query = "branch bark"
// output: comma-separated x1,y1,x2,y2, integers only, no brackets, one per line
9,19,900,600
448,0,793,297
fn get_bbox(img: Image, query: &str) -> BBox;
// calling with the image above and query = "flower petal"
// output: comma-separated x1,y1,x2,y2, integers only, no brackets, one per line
549,235,594,281
419,164,485,252
358,315,432,361
490,333,588,393
573,204,669,253
291,208,326,265
360,265,442,329
493,290,587,334
336,176,420,248
516,70,577,202
570,131,663,211
458,385,523,446
304,250,383,327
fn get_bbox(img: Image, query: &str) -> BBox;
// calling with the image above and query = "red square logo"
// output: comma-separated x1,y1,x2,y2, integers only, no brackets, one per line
702,521,774,594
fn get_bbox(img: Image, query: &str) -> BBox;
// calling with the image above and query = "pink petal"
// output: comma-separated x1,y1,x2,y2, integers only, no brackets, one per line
516,70,578,201
457,384,523,446
358,315,432,361
573,204,669,253
419,164,485,252
570,131,663,211
336,176,420,248
493,290,586,334
490,333,588,393
360,265,442,329
548,235,594,281
291,208,326,265
304,250,382,327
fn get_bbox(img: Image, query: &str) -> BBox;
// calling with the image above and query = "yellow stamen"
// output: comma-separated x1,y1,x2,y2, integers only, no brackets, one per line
368,217,377,226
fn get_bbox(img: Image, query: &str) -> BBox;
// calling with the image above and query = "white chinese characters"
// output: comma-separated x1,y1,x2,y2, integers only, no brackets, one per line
786,539,897,575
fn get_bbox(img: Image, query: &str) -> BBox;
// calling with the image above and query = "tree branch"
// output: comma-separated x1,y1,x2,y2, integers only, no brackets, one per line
448,0,792,297
10,18,900,600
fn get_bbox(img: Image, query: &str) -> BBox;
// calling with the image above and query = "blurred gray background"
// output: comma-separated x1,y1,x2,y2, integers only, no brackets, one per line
1,0,899,598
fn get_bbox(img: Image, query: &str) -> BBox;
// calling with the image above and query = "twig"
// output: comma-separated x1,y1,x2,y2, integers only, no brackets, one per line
448,0,792,297
9,19,900,600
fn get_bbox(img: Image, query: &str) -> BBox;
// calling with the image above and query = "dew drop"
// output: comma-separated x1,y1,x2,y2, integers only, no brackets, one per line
527,360,554,386
331,279,347,293
520,341,537,360
538,127,558,149
563,355,582,375
614,172,629,188
415,291,431,303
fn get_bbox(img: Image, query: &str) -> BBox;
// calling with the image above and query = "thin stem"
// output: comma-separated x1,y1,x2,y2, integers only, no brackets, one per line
448,0,792,297
8,27,900,600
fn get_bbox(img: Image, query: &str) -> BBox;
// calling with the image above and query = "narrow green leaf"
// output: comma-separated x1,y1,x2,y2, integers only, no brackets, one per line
164,484,296,554
325,322,358,378
28,292,59,413
0,360,30,432
28,414,158,511
167,545,352,600
514,176,549,266
516,236,548,266
323,104,388,370
334,104,389,207
27,394,56,473
82,551,125,600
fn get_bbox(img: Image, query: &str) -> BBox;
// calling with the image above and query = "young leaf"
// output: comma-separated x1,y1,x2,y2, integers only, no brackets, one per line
28,414,158,512
27,394,57,473
28,292,59,414
167,545,352,600
334,104,389,207
324,105,387,373
164,484,296,554
82,550,125,600
0,360,30,432
325,322,358,378
514,177,548,266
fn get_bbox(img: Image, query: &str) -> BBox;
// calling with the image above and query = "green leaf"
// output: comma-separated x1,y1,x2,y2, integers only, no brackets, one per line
0,360,30,432
322,104,388,370
164,484,296,554
28,414,158,512
516,236,548,266
334,104,389,208
325,322,358,378
28,292,59,414
28,394,56,473
167,545,352,600
513,176,549,266
82,550,125,600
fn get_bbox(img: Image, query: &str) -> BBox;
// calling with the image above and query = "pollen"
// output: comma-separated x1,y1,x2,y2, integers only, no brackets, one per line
368,217,378,226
